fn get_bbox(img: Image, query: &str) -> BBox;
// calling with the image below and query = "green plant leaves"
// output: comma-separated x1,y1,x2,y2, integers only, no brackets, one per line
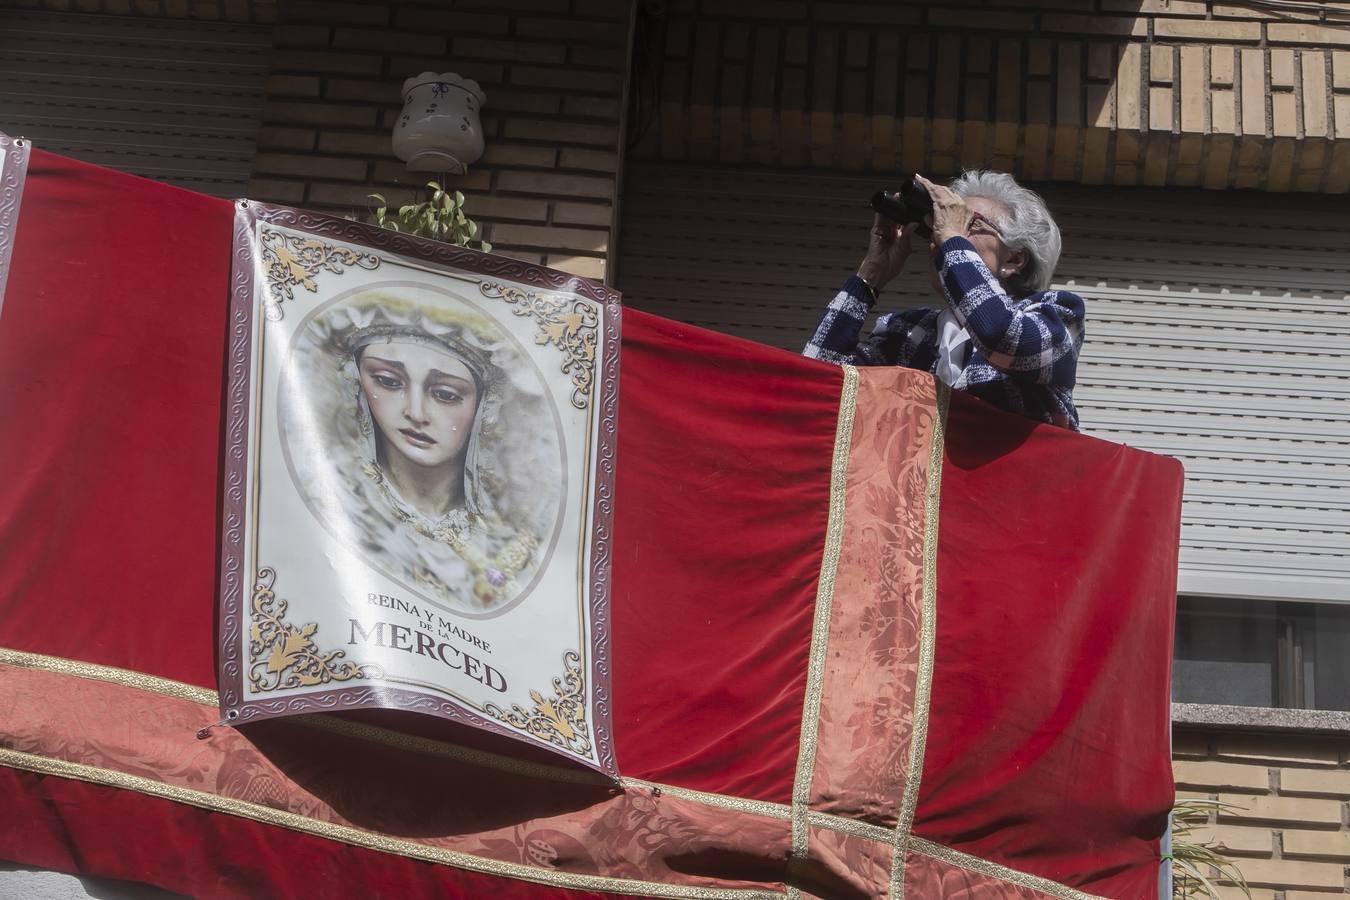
1170,798,1252,899
363,182,492,254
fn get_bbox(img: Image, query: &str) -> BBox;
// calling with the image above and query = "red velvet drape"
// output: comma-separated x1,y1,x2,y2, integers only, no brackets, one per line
0,151,1181,899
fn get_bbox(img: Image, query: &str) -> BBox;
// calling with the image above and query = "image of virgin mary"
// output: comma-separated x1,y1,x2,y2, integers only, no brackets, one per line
281,294,560,613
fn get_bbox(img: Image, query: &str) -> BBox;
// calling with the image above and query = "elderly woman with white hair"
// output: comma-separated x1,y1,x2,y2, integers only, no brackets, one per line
805,170,1084,430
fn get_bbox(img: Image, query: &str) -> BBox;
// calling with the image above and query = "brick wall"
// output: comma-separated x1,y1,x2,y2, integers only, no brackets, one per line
1175,728,1350,897
636,0,1350,192
249,0,631,282
8,0,277,22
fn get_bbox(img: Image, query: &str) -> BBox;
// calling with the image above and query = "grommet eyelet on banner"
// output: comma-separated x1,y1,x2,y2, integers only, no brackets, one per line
196,708,239,740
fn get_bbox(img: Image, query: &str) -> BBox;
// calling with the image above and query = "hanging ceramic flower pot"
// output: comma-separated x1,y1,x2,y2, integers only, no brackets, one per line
392,72,487,174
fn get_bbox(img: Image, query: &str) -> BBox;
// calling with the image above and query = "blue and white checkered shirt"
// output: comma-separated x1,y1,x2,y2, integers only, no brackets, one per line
804,236,1085,430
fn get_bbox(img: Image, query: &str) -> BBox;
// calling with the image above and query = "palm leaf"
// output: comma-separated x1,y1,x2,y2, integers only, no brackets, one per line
1169,798,1252,899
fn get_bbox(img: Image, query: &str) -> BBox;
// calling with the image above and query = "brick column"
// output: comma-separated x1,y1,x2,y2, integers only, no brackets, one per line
1175,729,1350,896
249,0,631,282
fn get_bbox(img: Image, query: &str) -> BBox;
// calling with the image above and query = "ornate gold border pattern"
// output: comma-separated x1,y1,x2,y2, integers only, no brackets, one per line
484,650,592,756
479,282,598,409
258,226,379,321
218,201,257,716
248,567,381,693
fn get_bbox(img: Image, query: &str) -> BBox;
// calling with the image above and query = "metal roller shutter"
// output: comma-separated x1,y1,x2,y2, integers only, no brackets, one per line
0,10,270,198
617,163,1350,604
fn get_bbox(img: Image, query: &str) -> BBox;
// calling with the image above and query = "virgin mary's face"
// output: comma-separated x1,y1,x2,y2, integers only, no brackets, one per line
358,340,479,470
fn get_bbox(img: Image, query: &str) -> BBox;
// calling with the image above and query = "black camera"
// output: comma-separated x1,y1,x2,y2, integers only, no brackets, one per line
869,178,934,240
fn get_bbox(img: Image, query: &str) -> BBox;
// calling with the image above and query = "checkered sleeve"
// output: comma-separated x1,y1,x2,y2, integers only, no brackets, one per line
936,236,1085,386
803,275,885,364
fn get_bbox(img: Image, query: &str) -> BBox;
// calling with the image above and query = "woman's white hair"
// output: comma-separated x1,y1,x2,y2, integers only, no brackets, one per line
949,170,1062,296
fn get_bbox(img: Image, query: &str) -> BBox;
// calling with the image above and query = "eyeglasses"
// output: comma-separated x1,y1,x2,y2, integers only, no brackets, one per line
967,212,1004,241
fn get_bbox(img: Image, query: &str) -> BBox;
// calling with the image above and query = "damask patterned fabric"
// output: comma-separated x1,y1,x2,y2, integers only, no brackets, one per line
0,150,1181,899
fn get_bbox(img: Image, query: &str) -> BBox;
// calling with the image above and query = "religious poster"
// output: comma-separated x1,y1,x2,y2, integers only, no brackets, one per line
0,132,31,317
218,202,620,775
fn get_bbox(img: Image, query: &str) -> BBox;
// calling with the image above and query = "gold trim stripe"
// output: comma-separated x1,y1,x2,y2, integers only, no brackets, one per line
0,647,605,787
0,649,793,829
908,837,1107,900
624,779,792,822
0,747,782,900
0,647,219,706
804,810,891,845
889,383,950,898
0,644,1103,899
789,363,860,862
0,650,805,834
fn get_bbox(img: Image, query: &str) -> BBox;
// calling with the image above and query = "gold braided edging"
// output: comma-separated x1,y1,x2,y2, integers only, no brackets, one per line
623,779,793,822
0,649,809,835
0,647,1101,899
0,647,218,706
804,810,892,845
0,647,601,787
889,383,950,899
907,837,1107,900
789,364,860,863
0,747,783,900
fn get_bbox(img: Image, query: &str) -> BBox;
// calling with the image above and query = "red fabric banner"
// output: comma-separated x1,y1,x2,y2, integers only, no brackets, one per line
918,390,1181,894
0,151,1182,899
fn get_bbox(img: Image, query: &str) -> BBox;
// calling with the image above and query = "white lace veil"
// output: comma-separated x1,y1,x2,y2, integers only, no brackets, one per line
340,312,502,522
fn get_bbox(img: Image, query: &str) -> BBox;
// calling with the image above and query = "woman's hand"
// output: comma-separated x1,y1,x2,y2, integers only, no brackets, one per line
917,175,972,246
857,210,918,293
